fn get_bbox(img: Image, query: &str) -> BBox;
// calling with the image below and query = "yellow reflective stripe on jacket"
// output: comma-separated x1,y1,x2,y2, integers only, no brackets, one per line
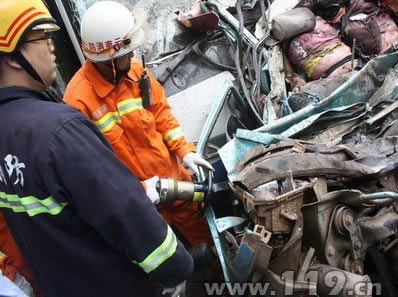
0,191,68,217
95,111,121,133
94,98,144,132
133,226,177,273
117,98,143,116
163,127,184,145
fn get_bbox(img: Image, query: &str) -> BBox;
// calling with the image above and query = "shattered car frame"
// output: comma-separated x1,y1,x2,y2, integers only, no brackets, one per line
199,49,398,296
190,1,398,294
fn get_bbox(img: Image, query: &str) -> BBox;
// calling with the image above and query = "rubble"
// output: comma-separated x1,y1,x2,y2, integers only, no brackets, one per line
174,1,398,296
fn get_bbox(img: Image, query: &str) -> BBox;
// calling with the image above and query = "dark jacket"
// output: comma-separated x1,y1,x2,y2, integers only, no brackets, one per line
0,86,193,297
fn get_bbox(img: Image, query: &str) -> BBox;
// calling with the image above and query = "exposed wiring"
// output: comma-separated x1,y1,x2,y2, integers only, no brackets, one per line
192,32,238,72
251,0,271,112
234,0,264,125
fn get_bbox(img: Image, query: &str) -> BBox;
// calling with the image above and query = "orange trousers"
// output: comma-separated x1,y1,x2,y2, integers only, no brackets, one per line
157,201,213,247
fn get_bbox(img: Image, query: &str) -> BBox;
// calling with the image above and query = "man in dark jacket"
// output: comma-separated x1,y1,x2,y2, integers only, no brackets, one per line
0,1,193,296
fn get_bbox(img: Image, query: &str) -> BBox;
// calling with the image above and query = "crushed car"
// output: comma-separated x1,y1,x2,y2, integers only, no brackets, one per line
163,0,398,296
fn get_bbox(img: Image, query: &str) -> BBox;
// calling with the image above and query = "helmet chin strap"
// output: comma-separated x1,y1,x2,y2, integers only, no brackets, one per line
109,58,118,83
105,57,131,84
11,50,61,103
11,50,47,88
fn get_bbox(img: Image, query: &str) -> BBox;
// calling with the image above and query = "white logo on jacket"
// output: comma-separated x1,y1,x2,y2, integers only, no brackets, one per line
92,104,109,120
4,155,25,186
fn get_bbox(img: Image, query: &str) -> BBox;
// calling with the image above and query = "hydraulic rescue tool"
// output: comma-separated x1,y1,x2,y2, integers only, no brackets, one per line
155,174,212,203
155,170,230,216
156,174,220,269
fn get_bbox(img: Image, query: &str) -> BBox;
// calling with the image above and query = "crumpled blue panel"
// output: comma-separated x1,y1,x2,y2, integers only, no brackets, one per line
219,52,398,177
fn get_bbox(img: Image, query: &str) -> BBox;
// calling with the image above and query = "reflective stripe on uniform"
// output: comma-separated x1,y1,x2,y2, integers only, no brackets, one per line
0,191,68,217
132,225,177,273
163,127,184,145
94,98,144,132
117,98,143,116
95,111,121,133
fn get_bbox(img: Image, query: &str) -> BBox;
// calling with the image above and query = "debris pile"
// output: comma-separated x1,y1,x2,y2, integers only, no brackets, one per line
164,1,398,295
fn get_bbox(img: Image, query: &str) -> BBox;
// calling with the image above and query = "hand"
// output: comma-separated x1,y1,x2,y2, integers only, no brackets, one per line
162,280,186,297
143,176,160,204
182,152,214,176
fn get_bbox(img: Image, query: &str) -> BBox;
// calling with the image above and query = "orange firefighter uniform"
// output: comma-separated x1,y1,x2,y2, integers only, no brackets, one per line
64,59,212,246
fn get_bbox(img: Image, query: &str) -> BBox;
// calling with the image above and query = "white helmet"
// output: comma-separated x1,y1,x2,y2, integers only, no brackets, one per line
80,1,146,62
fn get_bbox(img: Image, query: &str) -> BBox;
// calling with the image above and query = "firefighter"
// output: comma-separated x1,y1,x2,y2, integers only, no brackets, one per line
64,1,214,248
0,1,193,296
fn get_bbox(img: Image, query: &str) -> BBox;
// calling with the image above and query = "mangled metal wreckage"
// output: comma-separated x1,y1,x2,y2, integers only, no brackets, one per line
166,1,398,296
206,51,398,296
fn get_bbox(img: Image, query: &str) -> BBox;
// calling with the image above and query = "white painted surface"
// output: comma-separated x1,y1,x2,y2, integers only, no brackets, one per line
168,72,235,143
